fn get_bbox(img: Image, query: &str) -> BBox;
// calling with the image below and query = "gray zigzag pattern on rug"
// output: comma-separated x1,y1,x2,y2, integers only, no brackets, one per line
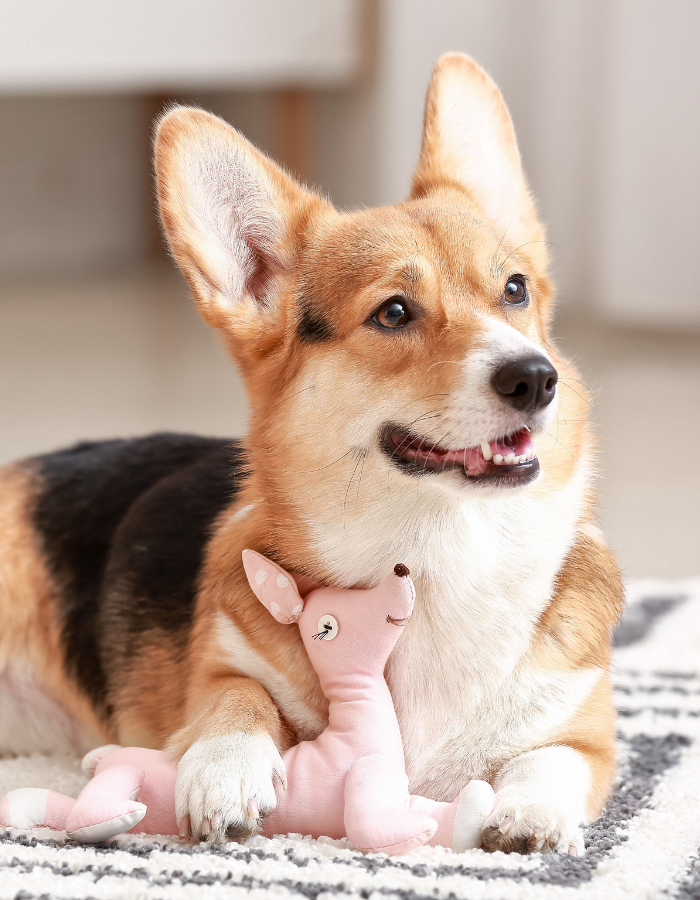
614,595,688,647
669,855,700,900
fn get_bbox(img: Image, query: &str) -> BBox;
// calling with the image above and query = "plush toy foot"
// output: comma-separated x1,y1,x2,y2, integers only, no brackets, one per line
344,755,437,855
0,789,75,830
451,780,495,851
410,779,495,851
66,764,147,842
81,744,123,778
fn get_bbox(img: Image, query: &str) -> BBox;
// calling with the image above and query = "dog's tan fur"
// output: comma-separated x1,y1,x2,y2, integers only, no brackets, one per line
0,54,623,853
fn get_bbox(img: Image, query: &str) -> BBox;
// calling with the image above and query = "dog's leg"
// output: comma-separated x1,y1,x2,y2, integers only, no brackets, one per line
168,675,288,843
481,676,616,855
481,745,591,855
481,528,622,855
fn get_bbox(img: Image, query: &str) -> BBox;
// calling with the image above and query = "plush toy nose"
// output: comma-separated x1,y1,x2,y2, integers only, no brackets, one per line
380,564,415,625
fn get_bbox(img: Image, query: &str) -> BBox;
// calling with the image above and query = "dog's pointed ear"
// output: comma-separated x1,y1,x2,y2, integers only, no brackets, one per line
155,107,325,330
411,54,544,257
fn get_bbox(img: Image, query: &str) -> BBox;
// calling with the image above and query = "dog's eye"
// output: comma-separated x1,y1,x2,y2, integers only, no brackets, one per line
372,297,411,329
503,276,528,305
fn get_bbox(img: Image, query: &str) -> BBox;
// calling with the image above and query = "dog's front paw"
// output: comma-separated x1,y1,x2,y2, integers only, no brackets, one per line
481,798,584,855
176,732,286,843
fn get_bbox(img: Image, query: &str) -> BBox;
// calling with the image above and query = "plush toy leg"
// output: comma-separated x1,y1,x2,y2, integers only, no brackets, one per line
344,755,437,855
0,789,75,830
409,780,495,851
65,764,147,843
81,744,123,778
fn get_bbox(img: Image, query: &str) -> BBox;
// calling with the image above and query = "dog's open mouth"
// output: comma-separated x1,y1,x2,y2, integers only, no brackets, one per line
381,424,539,485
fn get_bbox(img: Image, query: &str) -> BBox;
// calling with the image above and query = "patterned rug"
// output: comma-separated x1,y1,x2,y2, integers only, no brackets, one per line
2,578,700,900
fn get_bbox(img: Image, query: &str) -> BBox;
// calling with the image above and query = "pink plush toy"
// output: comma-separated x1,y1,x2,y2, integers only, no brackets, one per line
0,553,494,854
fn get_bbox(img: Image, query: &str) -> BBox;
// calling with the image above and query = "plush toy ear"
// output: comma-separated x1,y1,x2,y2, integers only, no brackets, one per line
242,550,305,624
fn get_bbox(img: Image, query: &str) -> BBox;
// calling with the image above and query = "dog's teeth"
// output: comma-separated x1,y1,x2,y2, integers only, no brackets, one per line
504,454,515,465
481,442,493,461
493,454,504,464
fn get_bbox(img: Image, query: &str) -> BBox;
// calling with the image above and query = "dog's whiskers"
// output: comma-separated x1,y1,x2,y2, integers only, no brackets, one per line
342,449,367,532
496,240,556,274
426,360,464,374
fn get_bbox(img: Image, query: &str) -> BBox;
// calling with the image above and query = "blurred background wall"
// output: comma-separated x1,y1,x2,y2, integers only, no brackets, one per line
0,0,697,578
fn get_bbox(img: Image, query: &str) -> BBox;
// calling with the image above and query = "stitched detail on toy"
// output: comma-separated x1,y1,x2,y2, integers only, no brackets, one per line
362,825,437,853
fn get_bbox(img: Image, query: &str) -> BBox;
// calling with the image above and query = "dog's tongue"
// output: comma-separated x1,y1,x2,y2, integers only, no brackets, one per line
405,428,534,476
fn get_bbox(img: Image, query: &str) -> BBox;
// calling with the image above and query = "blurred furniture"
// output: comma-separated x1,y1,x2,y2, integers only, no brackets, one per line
0,0,364,92
0,0,367,183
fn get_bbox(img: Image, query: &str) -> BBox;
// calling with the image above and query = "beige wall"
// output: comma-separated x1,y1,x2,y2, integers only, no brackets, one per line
0,95,147,278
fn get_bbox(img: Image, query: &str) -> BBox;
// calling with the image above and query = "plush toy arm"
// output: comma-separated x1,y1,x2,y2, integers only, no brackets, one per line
344,756,495,855
242,550,305,624
65,764,147,843
344,755,437,855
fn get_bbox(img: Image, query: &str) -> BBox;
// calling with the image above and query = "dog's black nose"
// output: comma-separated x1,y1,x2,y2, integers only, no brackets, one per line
491,355,558,412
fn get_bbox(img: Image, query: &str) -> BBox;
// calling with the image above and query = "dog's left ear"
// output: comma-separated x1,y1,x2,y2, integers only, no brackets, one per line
412,53,545,261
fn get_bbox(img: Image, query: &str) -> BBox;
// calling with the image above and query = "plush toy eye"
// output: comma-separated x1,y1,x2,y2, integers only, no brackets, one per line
503,276,528,305
372,297,411,329
312,614,338,641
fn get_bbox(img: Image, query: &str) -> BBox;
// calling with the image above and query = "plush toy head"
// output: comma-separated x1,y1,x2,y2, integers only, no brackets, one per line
242,551,415,686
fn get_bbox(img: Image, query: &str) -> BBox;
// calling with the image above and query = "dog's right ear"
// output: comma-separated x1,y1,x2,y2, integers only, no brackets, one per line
411,54,544,264
155,107,324,332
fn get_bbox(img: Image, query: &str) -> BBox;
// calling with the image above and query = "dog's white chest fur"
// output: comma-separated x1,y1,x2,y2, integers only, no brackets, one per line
304,467,595,799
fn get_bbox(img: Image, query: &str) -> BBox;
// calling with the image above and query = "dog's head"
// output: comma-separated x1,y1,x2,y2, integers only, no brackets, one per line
155,54,586,527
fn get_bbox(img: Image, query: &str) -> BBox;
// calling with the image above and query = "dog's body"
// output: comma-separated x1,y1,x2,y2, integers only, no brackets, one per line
0,55,623,854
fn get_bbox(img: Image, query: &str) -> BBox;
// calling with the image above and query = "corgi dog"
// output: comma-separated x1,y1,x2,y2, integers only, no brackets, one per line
0,54,623,855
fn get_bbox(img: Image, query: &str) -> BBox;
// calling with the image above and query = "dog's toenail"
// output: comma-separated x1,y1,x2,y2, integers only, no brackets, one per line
498,816,514,834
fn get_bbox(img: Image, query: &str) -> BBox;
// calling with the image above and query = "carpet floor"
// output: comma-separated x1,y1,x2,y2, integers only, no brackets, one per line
2,577,700,900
